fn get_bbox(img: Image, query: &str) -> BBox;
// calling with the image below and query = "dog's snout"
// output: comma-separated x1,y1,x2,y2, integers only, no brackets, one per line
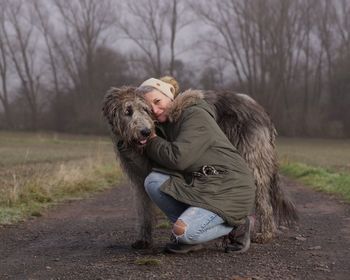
141,128,151,137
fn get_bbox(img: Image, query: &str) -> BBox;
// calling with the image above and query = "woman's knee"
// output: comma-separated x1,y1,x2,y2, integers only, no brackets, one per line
173,219,187,236
172,219,199,245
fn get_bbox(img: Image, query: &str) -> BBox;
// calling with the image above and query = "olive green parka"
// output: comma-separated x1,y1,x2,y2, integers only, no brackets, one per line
145,90,256,226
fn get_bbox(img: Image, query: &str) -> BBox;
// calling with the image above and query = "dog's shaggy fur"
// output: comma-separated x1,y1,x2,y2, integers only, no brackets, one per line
102,86,298,248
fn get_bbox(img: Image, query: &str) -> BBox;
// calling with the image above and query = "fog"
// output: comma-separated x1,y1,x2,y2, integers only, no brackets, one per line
0,0,349,137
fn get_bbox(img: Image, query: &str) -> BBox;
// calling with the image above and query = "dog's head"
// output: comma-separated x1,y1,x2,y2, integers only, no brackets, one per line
102,86,155,147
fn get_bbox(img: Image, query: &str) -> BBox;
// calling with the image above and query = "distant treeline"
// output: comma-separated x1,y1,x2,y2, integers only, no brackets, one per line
0,0,349,137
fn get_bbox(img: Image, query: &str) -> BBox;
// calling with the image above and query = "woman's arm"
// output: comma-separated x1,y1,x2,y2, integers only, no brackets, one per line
145,107,213,171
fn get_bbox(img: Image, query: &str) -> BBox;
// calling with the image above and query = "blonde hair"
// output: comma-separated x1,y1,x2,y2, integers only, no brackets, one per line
160,76,180,98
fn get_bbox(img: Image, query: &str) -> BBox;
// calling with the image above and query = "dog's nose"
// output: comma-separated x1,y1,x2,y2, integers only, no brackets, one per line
141,128,151,137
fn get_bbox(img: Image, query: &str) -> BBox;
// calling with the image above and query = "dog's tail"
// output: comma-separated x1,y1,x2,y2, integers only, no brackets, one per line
270,172,298,226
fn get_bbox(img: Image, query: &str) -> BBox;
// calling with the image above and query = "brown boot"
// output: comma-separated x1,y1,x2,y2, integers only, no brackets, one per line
224,216,255,253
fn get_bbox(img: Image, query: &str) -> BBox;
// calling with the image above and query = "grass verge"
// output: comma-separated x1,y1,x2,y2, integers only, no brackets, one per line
0,132,122,225
280,161,350,202
0,159,122,225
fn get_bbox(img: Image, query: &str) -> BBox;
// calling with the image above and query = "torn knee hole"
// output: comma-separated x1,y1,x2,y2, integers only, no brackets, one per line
173,219,187,236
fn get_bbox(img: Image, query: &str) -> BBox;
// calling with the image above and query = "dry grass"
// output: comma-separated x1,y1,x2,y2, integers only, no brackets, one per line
0,131,122,224
277,137,350,172
1,133,348,223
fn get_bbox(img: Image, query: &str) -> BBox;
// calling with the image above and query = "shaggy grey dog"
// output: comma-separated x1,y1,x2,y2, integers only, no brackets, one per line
102,86,297,249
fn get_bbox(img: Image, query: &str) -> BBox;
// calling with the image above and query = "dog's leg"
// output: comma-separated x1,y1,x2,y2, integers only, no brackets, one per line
131,183,156,249
253,178,277,243
236,128,279,243
117,146,155,249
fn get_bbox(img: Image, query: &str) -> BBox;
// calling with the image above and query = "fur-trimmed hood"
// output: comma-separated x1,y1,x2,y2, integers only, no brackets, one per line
166,89,216,122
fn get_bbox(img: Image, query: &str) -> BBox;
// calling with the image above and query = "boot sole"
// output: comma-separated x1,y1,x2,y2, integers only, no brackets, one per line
165,244,204,254
225,216,254,253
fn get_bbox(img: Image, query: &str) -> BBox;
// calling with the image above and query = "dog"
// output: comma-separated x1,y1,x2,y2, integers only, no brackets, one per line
102,86,298,249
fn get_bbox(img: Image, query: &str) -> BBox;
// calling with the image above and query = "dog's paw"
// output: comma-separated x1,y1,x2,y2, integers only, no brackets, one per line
252,232,274,244
131,240,152,249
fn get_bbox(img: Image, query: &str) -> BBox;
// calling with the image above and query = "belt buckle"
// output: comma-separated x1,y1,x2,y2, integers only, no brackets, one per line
202,165,218,176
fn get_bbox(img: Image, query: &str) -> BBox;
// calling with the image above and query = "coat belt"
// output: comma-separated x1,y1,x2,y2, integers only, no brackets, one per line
192,165,227,178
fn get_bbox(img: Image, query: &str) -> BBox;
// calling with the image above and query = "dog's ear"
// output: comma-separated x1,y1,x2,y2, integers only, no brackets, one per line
102,86,136,126
102,87,119,126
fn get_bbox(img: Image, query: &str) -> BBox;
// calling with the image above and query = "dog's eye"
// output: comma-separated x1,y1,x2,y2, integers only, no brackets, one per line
125,106,133,116
143,107,150,114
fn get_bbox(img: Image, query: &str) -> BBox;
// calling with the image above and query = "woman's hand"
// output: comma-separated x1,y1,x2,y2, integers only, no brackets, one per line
149,131,157,139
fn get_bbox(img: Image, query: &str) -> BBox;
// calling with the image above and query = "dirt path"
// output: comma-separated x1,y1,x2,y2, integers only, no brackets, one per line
1,177,349,280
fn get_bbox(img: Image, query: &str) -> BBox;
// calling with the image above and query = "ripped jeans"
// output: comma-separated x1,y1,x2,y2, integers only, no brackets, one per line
144,172,233,244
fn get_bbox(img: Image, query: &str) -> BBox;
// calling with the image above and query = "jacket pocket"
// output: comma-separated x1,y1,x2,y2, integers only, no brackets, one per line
192,172,226,188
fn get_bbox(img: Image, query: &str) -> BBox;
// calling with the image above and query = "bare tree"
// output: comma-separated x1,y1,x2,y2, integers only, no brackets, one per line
0,0,13,128
192,0,324,135
53,0,115,103
117,0,191,77
190,1,246,91
2,0,43,130
334,0,350,136
46,0,119,132
317,0,350,136
31,0,64,131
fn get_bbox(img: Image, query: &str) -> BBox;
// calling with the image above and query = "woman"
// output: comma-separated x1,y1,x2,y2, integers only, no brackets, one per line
136,77,256,254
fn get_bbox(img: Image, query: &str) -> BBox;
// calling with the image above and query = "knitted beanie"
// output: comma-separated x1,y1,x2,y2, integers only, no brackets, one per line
140,78,175,100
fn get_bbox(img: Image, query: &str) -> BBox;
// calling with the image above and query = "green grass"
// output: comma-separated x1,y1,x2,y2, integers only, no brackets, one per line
277,137,350,201
0,131,122,224
156,220,172,229
280,162,350,201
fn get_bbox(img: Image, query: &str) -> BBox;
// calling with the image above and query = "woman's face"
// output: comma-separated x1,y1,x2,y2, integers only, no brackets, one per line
144,89,173,123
